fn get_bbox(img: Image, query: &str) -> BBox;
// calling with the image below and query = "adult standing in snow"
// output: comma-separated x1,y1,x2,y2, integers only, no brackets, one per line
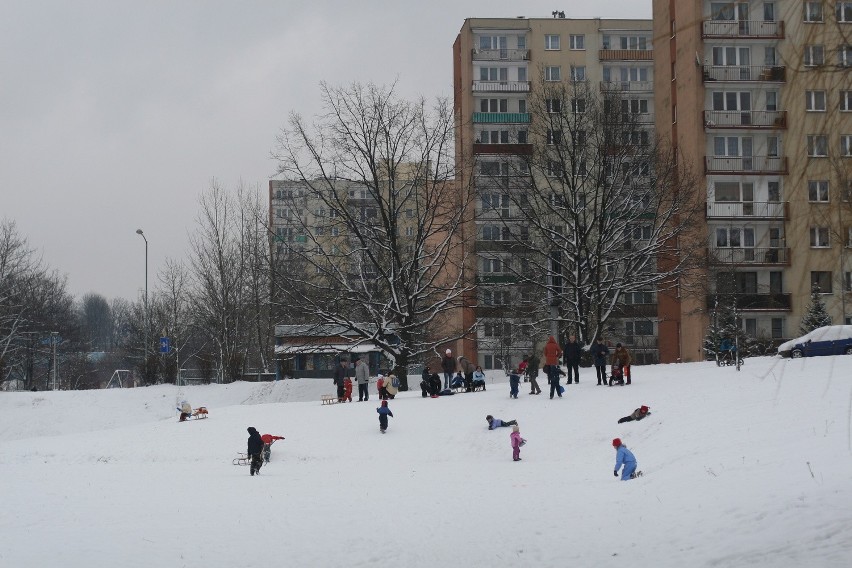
590,337,609,386
543,336,563,399
441,349,456,390
354,357,370,402
333,359,350,402
526,353,542,395
457,354,476,392
612,438,639,480
247,427,264,476
611,343,632,385
563,334,581,385
385,374,399,399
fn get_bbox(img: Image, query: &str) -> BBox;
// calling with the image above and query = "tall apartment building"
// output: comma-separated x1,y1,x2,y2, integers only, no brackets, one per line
454,17,657,369
653,0,852,361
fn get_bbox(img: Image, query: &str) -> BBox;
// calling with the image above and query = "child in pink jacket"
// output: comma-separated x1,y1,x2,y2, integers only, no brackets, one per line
510,424,526,461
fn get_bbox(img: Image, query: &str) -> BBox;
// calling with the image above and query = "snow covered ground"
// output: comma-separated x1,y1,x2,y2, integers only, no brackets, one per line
1,356,851,567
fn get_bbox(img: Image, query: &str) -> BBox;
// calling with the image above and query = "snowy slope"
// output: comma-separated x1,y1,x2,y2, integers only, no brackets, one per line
1,358,851,568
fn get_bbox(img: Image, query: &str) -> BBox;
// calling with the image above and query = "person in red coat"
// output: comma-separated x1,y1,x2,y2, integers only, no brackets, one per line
261,434,285,463
543,336,563,399
343,377,353,402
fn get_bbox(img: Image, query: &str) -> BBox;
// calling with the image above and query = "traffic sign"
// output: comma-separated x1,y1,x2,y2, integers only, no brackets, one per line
160,337,171,354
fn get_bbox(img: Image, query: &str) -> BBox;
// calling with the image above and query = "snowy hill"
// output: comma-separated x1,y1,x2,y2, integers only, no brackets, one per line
1,357,851,567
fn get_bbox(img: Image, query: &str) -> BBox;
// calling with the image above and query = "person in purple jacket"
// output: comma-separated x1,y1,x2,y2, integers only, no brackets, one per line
510,424,526,461
612,438,641,480
377,400,394,433
486,415,517,430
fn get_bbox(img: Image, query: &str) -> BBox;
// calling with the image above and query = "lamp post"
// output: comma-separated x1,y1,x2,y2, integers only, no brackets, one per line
136,229,148,379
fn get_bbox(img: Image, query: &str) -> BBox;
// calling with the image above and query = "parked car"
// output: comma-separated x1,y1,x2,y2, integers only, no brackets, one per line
777,325,852,358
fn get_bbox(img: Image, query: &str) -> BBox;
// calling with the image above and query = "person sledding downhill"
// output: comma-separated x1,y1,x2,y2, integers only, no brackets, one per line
617,406,651,424
612,438,642,480
377,400,394,433
247,427,264,476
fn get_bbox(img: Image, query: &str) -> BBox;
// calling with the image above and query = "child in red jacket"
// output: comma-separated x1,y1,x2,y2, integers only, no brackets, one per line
343,377,353,402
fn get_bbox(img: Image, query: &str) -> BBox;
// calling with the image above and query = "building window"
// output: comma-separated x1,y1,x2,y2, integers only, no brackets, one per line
546,129,562,145
518,130,528,144
842,91,852,111
405,226,414,237
808,180,829,202
546,99,562,113
771,318,784,339
839,2,852,22
572,99,586,114
839,46,852,67
804,45,825,66
842,135,852,156
768,181,781,201
545,66,561,81
619,36,648,50
804,2,824,22
480,67,508,81
811,271,833,293
845,272,852,292
810,227,830,247
545,34,560,50
331,227,340,237
546,160,563,177
807,135,828,157
805,91,827,111
569,34,585,50
570,66,586,81
480,98,508,112
744,318,757,337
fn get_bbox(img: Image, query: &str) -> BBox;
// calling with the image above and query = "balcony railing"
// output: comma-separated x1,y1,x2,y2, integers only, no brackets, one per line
473,143,532,155
472,81,530,93
705,156,788,174
472,48,530,61
701,19,785,39
702,65,786,82
706,201,789,219
472,112,530,123
703,110,787,129
477,274,518,285
707,247,790,266
598,49,654,61
604,112,656,125
599,80,653,92
706,293,791,311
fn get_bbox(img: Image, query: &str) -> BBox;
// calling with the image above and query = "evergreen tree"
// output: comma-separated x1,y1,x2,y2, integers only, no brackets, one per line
800,284,831,335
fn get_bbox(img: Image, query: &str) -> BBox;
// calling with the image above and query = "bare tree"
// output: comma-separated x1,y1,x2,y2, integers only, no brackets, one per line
272,82,475,388
492,79,705,346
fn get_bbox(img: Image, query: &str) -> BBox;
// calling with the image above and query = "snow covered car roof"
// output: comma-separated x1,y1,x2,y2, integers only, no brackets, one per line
777,325,852,354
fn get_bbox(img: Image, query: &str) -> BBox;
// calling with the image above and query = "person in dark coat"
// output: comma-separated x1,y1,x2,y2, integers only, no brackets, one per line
617,405,651,424
429,372,442,396
526,354,542,394
377,400,394,433
441,349,456,390
332,359,350,402
247,427,264,476
590,337,610,386
563,334,582,385
420,367,432,398
457,355,476,392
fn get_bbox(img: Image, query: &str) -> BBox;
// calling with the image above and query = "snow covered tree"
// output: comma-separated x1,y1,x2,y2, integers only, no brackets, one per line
800,284,832,335
272,82,475,389
492,78,705,345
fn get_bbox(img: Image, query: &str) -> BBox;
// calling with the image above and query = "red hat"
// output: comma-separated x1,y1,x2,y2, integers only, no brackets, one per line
381,400,388,407
640,405,649,412
612,438,621,447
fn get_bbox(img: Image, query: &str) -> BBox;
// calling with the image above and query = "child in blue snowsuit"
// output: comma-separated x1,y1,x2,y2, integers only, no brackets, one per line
612,437,638,480
509,370,521,398
377,400,394,433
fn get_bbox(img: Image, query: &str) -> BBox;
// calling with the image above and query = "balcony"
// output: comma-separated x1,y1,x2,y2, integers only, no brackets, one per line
703,110,787,129
473,143,532,155
475,207,521,220
604,112,656,125
477,274,518,285
702,65,786,82
707,247,790,266
705,156,787,175
472,112,530,124
706,293,792,311
598,49,654,61
599,80,653,92
706,201,789,219
472,48,530,61
702,20,785,39
472,81,530,93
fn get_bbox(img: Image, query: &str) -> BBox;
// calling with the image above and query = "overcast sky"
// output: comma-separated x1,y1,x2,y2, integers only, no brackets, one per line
0,0,651,302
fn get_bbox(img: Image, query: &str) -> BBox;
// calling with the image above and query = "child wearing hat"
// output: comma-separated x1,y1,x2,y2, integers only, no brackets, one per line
510,424,526,461
617,405,651,424
612,438,640,480
377,400,394,433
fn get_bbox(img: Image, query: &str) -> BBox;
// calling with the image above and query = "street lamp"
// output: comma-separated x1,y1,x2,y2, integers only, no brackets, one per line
136,229,148,379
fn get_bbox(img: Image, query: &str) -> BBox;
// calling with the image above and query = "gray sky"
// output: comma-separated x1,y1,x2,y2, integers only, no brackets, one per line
0,0,651,302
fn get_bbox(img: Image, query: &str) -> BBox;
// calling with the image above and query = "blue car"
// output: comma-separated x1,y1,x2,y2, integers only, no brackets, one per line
777,325,852,358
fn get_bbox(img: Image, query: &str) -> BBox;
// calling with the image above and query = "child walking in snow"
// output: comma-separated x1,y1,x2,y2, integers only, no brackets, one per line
612,438,641,480
343,376,353,402
377,400,394,433
510,424,526,461
509,369,521,399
